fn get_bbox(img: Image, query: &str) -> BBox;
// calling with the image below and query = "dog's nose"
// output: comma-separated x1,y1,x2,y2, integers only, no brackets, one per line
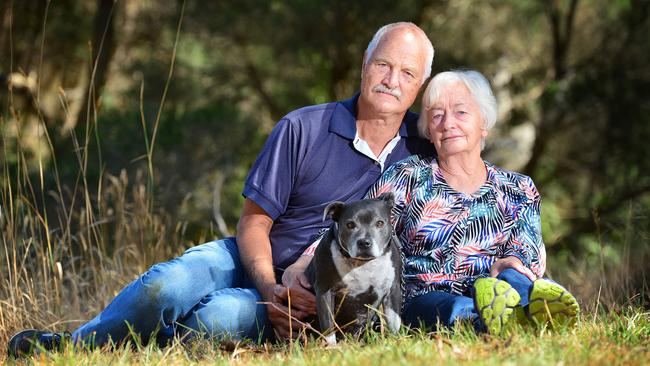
357,239,371,248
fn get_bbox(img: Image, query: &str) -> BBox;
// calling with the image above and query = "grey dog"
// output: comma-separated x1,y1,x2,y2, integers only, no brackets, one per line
305,192,402,345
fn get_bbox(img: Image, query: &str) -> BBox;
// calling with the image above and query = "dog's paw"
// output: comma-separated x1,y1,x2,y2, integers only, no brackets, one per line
323,333,337,347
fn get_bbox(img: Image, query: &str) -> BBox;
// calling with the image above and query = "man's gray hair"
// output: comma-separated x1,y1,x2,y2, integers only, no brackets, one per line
417,70,498,149
363,22,434,85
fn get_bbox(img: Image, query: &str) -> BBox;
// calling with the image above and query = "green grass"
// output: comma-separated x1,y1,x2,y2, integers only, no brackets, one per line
5,308,649,365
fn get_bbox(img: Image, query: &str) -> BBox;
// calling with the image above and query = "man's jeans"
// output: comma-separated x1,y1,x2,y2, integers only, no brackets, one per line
72,238,273,347
402,268,533,331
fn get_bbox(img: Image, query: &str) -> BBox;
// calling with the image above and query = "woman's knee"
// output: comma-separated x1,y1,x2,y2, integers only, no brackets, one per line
497,268,532,284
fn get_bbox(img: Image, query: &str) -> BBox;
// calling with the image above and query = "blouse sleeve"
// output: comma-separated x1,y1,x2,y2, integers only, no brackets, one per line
365,157,417,236
501,176,546,277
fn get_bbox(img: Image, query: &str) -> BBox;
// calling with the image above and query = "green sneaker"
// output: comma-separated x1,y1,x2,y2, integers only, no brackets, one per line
474,278,521,335
528,279,580,329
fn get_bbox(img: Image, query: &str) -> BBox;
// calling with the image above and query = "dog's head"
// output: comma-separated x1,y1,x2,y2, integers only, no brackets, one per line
324,192,395,260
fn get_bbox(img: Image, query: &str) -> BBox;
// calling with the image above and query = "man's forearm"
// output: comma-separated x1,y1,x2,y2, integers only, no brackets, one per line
236,199,277,300
238,231,276,300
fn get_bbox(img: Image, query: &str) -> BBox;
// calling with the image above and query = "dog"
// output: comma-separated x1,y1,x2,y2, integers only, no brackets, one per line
305,192,402,345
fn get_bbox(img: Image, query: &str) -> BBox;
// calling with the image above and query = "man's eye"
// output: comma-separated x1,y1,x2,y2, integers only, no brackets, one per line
346,222,357,229
376,220,385,228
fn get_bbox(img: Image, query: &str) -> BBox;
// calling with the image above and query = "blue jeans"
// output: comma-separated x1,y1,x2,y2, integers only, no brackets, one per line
71,238,273,347
402,268,533,331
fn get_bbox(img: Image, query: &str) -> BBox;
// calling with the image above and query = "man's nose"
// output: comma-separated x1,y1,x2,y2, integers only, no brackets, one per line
382,68,399,89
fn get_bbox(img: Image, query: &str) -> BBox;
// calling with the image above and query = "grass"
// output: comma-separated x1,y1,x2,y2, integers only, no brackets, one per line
3,309,649,365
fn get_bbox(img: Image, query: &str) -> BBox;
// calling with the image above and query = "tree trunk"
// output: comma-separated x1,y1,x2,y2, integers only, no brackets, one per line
65,0,118,133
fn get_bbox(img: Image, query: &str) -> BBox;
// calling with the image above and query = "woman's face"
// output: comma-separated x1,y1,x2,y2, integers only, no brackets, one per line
427,82,487,158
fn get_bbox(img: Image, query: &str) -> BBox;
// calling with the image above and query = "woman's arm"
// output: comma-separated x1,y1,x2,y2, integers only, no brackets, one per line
494,175,546,279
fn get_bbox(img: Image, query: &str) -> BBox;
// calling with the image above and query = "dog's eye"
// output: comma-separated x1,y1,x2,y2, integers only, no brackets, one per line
376,220,385,228
346,222,356,229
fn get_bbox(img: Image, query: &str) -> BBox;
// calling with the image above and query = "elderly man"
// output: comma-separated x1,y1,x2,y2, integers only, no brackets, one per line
8,22,435,356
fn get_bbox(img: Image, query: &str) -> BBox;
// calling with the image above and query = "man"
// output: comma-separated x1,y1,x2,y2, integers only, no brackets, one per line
8,22,435,356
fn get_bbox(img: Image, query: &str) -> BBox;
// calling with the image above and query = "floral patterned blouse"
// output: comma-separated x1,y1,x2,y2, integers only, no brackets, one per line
366,154,546,302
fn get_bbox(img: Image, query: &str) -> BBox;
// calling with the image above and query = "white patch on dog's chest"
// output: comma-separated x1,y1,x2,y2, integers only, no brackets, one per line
331,240,395,298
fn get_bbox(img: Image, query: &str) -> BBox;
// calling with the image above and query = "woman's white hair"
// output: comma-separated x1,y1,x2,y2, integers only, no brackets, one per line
364,22,434,85
417,70,497,149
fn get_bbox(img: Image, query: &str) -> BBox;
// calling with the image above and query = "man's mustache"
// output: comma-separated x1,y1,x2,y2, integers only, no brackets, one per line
372,85,402,100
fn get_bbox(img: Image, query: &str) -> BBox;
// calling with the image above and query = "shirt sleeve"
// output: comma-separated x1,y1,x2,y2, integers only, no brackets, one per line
364,158,414,236
500,176,547,277
242,118,301,220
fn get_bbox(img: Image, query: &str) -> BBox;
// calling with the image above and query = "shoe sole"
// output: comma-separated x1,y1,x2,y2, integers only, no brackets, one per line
474,278,521,335
7,329,39,358
528,279,580,328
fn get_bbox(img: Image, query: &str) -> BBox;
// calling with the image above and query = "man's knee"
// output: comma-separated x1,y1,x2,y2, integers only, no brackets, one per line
137,261,194,308
187,290,267,340
139,237,242,302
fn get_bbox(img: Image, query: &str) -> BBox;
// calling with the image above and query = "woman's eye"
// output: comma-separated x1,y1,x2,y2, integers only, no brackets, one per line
376,220,385,228
346,222,357,229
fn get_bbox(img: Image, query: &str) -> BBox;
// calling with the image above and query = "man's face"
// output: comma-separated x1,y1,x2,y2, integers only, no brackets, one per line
359,28,427,118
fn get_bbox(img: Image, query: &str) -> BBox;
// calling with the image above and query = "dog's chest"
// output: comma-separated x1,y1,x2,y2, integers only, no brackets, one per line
331,241,396,298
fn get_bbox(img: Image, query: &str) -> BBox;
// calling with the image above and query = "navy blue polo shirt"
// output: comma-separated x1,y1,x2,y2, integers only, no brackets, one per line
242,94,435,271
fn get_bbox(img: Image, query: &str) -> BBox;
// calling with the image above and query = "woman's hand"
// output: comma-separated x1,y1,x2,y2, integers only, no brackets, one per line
281,256,317,315
490,256,537,281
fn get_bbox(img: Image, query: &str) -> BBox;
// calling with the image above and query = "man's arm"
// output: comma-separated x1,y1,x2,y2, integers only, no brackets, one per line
236,198,276,300
236,198,312,338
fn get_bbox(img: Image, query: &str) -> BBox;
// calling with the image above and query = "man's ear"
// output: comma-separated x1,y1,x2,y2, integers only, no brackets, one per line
323,202,345,221
378,192,395,208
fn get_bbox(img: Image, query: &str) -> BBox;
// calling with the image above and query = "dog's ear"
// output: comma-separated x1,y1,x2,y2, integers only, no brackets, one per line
323,201,345,221
378,192,395,208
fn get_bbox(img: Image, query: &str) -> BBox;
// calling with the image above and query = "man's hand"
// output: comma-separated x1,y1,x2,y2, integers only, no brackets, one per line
281,256,316,315
490,256,537,281
261,283,312,339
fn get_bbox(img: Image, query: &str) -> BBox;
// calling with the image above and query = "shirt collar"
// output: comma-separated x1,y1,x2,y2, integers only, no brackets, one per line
329,92,421,139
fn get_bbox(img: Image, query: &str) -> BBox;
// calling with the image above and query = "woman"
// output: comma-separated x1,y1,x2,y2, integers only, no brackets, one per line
291,69,579,334
365,69,579,333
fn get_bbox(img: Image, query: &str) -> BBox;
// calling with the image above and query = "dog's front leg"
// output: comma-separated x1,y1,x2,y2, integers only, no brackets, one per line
316,289,337,346
382,287,402,334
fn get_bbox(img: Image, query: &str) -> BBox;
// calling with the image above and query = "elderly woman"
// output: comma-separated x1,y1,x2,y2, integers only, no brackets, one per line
290,69,579,335
361,69,579,333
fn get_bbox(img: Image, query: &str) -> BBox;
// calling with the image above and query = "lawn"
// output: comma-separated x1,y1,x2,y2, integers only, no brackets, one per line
5,308,649,365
